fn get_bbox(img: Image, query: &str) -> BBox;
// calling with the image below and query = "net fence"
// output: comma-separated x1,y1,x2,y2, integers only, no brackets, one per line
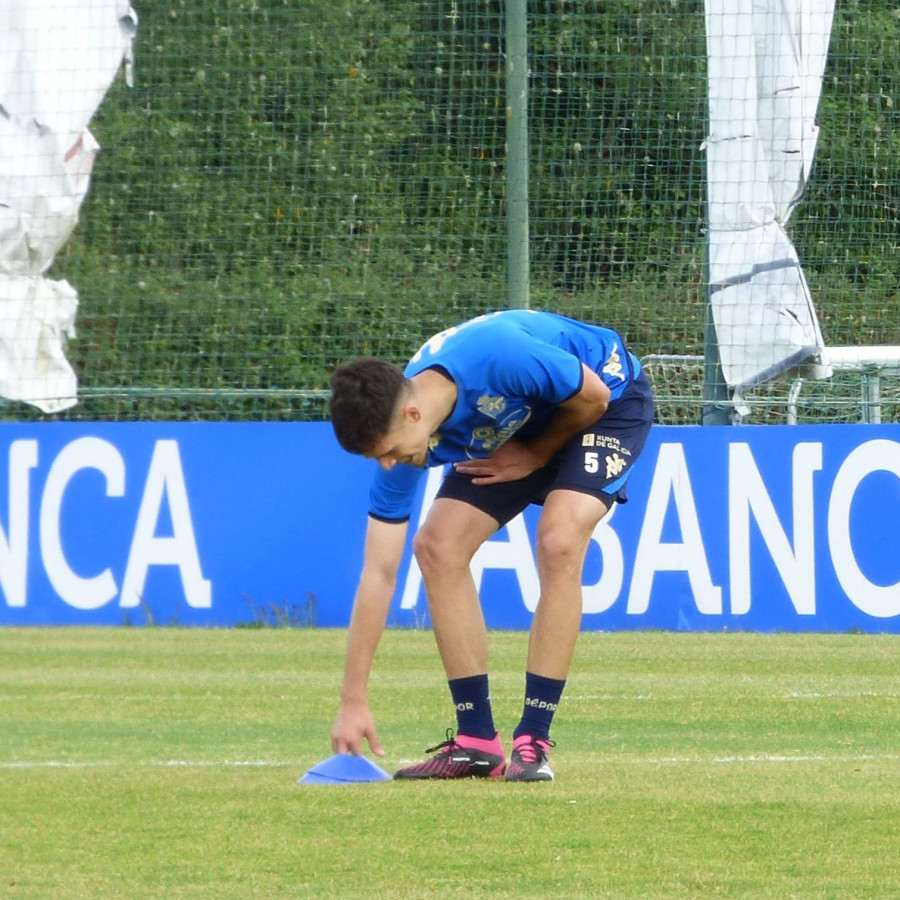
3,0,898,422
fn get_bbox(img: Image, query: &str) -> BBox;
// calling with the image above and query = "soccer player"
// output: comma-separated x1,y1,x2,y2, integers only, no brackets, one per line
328,309,654,781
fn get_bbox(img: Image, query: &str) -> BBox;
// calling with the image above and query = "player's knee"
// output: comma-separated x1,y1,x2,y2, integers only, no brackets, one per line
412,525,453,575
536,525,586,574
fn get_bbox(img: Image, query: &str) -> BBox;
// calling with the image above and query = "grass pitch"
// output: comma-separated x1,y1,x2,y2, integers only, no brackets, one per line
1,627,898,898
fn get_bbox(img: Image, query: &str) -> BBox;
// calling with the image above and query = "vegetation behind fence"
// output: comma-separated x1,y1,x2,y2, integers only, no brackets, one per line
16,0,898,422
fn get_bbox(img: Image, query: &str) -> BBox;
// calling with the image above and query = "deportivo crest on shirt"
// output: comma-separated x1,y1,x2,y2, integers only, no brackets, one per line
467,408,532,456
477,394,508,418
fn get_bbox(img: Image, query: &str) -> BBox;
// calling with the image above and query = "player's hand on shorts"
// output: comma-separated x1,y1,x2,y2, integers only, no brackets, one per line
454,440,542,484
331,702,385,757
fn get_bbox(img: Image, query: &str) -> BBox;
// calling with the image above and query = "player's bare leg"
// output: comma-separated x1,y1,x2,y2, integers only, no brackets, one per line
506,488,609,782
527,488,609,678
393,498,505,780
412,496,499,679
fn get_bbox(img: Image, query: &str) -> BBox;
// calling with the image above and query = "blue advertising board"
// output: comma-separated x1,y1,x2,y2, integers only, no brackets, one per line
0,422,898,631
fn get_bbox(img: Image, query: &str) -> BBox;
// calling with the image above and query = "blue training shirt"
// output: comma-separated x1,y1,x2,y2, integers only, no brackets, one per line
368,309,641,521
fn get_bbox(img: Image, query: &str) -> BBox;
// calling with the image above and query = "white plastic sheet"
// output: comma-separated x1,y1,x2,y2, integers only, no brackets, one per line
704,0,835,390
0,0,136,412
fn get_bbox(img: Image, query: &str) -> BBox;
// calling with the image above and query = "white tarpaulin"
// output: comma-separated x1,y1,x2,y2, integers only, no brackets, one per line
0,0,136,412
704,0,835,390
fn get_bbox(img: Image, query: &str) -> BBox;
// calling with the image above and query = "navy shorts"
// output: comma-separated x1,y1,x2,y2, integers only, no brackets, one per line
435,370,655,527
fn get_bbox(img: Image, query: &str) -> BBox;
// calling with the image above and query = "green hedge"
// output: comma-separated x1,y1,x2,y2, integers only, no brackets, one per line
29,0,897,422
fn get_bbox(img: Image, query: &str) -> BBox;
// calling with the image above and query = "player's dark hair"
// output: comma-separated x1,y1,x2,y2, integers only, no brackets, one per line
329,357,409,455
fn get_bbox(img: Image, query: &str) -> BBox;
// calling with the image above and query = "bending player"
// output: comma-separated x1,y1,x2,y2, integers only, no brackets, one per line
328,309,654,781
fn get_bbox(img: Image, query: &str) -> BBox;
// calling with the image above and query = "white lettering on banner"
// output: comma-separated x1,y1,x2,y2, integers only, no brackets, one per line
389,436,900,622
1,437,210,610
121,441,211,609
728,442,822,616
0,441,39,607
628,443,722,615
40,438,125,610
828,440,900,618
399,445,722,618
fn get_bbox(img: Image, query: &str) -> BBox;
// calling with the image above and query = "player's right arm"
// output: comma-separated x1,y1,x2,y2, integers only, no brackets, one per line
331,514,408,757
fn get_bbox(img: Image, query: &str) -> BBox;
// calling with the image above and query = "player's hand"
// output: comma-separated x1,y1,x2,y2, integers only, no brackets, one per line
331,702,385,757
453,440,543,484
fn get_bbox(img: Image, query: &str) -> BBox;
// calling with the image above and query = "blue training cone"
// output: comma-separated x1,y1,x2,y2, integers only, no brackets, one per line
297,753,392,785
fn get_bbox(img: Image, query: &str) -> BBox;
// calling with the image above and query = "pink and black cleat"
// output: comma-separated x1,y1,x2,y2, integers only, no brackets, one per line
394,729,507,780
505,734,555,782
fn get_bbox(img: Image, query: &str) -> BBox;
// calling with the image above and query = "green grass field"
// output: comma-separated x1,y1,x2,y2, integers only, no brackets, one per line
1,627,898,898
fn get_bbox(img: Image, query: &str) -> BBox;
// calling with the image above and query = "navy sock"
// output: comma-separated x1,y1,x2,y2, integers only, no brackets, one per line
513,672,567,741
448,674,496,740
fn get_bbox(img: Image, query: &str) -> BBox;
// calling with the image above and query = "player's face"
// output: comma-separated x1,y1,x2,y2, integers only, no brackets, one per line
366,416,430,470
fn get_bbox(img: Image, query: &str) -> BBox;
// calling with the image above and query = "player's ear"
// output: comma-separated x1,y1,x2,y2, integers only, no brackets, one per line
403,404,422,424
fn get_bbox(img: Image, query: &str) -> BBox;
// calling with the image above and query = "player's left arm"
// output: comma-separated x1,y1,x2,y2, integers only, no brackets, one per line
454,364,610,485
